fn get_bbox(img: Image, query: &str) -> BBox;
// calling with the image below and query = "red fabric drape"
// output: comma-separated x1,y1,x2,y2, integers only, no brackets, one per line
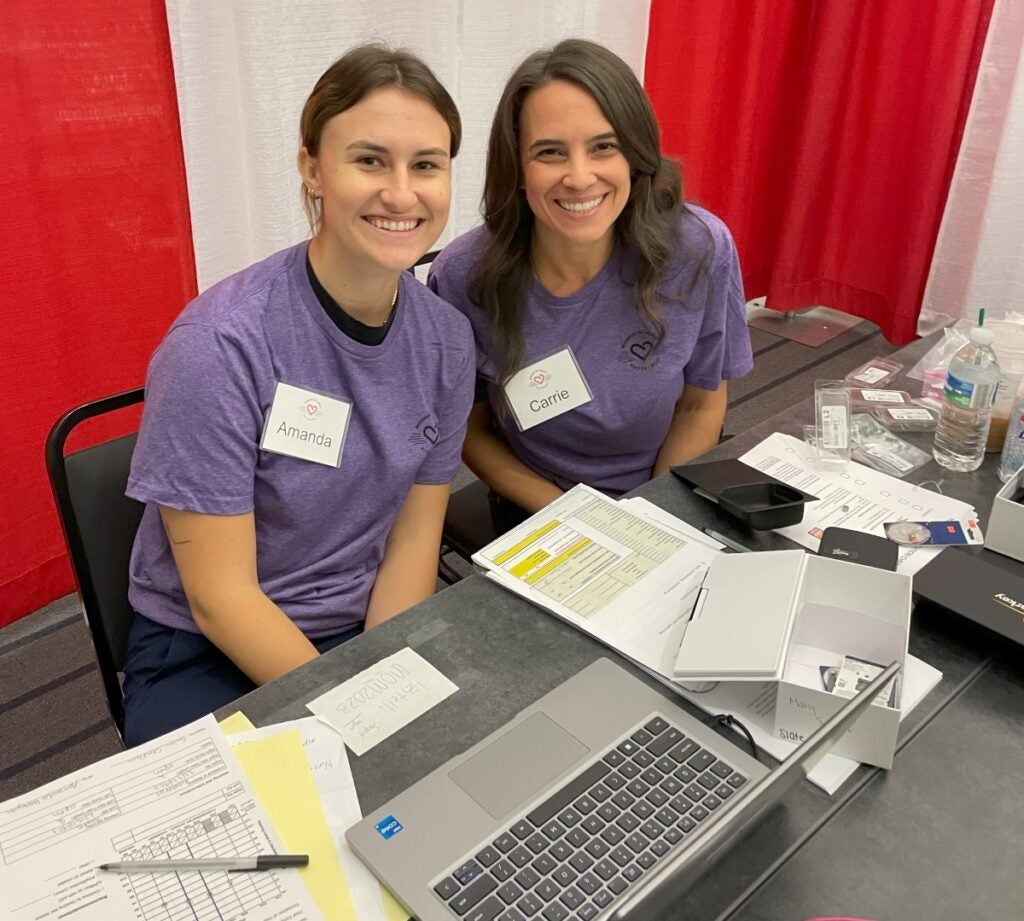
0,1,197,626
645,0,994,345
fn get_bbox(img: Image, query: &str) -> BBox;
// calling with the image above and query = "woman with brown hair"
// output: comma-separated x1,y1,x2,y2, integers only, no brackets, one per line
121,45,474,744
430,39,752,531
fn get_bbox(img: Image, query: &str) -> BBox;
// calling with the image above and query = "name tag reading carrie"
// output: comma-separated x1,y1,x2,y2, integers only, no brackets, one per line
260,381,352,467
503,347,593,431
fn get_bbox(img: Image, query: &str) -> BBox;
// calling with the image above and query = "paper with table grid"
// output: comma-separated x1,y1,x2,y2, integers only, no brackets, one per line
473,484,722,682
0,714,324,921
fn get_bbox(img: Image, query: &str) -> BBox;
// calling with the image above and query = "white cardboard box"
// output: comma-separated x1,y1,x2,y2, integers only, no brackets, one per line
673,550,910,768
987,465,1024,564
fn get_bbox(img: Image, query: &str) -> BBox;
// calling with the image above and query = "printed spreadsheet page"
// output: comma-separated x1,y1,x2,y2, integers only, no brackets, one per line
0,715,324,921
473,484,721,681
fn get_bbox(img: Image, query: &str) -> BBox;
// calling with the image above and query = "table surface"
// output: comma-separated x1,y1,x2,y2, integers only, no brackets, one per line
221,334,1024,921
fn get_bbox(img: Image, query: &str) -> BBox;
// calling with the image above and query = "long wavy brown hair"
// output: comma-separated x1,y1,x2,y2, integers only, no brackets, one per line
470,39,711,383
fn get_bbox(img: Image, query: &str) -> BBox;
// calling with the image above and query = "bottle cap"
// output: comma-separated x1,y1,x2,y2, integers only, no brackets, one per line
970,326,995,346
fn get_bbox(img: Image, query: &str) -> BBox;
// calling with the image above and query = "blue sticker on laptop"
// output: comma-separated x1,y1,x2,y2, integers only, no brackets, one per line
375,815,404,839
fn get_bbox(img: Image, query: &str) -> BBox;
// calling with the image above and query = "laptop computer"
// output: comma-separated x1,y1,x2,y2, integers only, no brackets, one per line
347,656,899,921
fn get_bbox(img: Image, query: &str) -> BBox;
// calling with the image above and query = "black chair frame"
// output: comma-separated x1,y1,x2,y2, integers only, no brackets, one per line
45,387,146,739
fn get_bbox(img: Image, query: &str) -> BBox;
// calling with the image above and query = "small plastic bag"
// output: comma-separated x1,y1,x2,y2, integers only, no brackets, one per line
802,416,931,477
849,414,931,478
844,356,904,388
848,388,914,410
871,404,938,432
918,368,948,405
906,322,972,387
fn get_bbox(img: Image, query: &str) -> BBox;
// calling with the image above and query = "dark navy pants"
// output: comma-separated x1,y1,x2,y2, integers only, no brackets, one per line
122,613,362,747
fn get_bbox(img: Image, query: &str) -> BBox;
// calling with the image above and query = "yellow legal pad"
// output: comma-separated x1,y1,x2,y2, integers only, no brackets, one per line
219,712,408,921
232,730,361,921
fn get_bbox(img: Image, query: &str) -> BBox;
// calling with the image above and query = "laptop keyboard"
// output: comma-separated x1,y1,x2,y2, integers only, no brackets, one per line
431,714,749,921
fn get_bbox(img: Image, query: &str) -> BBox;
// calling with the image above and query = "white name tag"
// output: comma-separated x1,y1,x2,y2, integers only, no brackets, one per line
260,381,352,467
503,347,593,431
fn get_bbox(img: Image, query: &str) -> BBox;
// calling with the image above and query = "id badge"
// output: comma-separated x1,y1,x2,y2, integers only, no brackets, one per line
502,346,593,431
260,381,352,467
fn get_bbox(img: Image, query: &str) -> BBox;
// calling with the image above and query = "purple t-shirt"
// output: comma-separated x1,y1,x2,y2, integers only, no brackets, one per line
428,207,752,496
127,242,474,637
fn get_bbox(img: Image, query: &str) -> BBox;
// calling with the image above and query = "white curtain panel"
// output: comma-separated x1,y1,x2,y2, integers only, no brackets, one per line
918,0,1024,334
164,1,651,292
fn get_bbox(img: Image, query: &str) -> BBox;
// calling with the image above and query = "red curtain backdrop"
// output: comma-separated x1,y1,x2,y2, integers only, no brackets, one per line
0,1,196,627
645,0,994,345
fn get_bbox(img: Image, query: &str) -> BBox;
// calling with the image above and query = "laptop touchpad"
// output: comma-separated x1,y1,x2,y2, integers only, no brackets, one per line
449,712,589,819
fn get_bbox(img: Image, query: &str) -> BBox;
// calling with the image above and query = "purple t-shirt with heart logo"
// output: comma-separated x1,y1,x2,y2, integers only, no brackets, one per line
428,206,752,496
127,242,474,637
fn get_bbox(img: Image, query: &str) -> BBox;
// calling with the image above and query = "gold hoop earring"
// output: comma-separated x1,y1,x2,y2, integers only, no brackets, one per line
307,187,318,200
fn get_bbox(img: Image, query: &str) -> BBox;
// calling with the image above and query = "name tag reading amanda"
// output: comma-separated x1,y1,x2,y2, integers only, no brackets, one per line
260,381,352,467
503,347,593,431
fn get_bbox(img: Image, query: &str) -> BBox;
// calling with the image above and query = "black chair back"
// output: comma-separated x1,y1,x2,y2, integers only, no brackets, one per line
45,388,145,739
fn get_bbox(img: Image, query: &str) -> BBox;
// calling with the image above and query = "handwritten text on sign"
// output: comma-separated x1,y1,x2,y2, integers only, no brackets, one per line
305,648,459,756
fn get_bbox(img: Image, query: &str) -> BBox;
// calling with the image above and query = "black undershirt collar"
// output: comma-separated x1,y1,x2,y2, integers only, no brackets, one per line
305,253,396,346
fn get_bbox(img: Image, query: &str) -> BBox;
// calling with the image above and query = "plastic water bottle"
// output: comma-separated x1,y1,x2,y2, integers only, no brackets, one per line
998,397,1024,483
932,325,1001,472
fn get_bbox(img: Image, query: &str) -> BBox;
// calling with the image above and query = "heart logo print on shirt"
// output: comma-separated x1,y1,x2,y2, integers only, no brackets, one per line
629,340,653,360
619,330,662,370
409,414,441,449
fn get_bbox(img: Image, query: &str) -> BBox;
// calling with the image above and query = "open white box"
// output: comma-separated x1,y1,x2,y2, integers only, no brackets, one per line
987,464,1024,564
673,550,910,768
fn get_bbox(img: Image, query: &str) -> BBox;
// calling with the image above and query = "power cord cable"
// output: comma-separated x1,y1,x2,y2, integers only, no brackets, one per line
712,713,759,762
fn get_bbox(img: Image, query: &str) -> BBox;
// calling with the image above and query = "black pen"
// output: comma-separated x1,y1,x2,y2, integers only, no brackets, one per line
98,854,309,873
701,528,752,554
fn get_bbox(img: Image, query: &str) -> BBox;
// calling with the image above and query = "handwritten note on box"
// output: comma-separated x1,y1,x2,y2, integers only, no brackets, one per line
305,648,458,756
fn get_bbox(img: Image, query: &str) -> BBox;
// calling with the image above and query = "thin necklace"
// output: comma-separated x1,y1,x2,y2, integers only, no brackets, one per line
377,285,399,327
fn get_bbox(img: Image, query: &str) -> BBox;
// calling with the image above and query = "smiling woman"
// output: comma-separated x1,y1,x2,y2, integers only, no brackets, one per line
118,46,475,746
429,39,753,533
520,80,632,268
298,74,458,323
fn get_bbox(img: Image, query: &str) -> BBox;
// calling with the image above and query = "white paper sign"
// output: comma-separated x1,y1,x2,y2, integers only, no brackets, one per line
306,648,458,756
503,347,593,431
261,381,352,467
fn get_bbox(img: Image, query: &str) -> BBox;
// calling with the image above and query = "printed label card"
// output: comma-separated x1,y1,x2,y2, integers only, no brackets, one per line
503,346,593,431
261,381,352,467
305,648,459,756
